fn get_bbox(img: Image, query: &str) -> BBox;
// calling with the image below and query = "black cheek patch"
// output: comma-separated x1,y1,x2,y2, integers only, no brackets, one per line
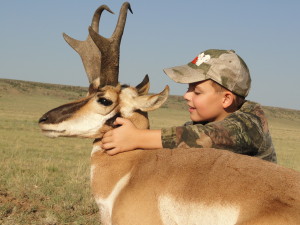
104,113,121,128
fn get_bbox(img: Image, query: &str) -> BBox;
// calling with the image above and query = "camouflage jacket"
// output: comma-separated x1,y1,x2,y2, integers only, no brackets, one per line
161,101,277,163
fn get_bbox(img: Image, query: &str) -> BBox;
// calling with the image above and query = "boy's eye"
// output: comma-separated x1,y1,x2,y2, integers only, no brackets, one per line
194,92,201,95
97,97,113,106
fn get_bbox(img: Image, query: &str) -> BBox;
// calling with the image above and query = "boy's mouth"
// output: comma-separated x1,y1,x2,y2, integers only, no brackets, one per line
188,106,196,112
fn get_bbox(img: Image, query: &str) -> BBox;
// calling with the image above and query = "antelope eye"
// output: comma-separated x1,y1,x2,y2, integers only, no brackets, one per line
97,97,113,106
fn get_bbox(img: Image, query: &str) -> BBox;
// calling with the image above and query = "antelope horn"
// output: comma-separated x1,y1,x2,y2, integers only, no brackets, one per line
63,5,114,83
112,2,133,44
91,5,114,34
89,2,133,87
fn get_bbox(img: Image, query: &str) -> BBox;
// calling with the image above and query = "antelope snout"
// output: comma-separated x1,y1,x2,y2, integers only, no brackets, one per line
38,115,48,123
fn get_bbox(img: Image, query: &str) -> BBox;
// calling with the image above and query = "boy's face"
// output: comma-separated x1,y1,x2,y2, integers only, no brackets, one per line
184,80,228,122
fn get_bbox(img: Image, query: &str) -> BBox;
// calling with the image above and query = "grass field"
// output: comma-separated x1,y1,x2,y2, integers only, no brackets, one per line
0,78,299,224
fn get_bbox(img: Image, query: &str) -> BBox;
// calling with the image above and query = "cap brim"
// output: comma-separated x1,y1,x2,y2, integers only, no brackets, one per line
163,64,207,84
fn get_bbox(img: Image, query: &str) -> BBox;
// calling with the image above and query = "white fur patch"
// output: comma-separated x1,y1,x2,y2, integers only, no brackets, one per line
90,164,96,182
95,172,131,225
91,144,102,156
119,88,138,118
158,195,239,225
90,145,104,181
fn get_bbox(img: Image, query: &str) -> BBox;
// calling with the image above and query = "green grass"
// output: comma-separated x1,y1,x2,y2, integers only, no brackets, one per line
0,79,300,224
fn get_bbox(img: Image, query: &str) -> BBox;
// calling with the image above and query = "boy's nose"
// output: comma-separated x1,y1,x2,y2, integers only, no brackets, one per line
183,91,191,101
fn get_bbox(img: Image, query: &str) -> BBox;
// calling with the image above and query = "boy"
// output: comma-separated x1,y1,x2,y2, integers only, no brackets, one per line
102,49,277,163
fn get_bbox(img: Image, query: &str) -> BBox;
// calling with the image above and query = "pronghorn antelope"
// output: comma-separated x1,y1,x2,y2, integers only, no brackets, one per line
38,2,300,225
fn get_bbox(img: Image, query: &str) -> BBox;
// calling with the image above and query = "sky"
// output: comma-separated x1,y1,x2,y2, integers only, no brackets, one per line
0,0,299,110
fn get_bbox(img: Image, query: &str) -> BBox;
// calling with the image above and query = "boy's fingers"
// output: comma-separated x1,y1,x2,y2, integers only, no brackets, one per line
105,148,120,156
103,130,113,138
114,117,128,126
101,135,113,144
102,142,115,150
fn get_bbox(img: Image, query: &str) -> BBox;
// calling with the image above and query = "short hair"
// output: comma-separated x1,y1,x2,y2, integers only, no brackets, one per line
209,80,245,110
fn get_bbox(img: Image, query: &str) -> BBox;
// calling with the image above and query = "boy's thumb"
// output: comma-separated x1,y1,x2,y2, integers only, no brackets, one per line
114,117,127,126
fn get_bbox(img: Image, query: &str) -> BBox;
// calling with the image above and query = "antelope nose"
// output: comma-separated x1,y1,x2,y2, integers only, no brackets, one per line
38,115,48,123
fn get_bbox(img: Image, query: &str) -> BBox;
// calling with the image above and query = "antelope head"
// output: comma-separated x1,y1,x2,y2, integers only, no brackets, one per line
38,2,169,139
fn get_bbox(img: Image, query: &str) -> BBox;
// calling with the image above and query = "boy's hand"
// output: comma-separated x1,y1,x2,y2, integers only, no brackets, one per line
102,117,140,155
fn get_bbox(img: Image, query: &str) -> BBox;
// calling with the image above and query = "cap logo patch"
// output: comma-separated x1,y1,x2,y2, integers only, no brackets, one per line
191,53,211,66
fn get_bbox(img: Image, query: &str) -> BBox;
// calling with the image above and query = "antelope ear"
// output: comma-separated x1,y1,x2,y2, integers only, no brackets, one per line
88,77,100,95
135,85,169,112
135,74,150,95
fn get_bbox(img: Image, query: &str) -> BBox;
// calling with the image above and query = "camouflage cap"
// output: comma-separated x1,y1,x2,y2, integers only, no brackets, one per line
163,49,251,97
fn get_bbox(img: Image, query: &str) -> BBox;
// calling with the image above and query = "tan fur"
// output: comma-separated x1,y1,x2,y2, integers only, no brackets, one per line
89,102,300,225
40,83,300,224
126,111,149,129
91,141,300,225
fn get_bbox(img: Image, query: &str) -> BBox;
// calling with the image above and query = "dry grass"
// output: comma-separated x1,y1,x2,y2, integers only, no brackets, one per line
0,93,99,224
267,117,300,170
0,79,299,224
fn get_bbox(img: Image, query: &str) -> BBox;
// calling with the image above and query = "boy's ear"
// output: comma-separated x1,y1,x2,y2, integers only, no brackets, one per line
134,85,169,112
222,91,235,109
